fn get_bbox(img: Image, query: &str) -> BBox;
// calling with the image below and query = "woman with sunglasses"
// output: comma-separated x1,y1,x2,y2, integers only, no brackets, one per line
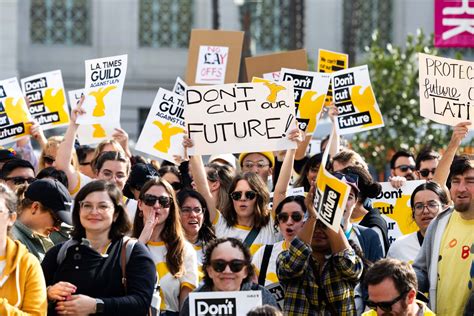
179,237,278,316
133,178,198,315
176,189,216,270
387,181,448,263
41,180,156,316
0,183,47,315
293,153,322,193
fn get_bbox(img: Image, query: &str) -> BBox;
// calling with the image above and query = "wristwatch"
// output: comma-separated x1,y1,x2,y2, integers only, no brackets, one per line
95,298,105,314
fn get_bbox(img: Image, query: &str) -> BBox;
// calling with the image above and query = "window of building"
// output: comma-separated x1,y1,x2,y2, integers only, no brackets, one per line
239,0,304,54
30,0,91,45
139,0,194,48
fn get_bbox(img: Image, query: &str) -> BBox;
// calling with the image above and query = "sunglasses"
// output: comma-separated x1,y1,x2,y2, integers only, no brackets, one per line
419,168,436,177
277,212,303,223
170,182,183,191
230,191,257,201
366,290,408,312
5,176,36,185
43,156,55,165
395,165,415,172
141,194,172,208
210,259,246,273
333,172,359,185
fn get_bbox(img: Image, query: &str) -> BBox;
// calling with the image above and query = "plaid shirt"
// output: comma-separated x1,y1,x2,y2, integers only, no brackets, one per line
277,237,362,315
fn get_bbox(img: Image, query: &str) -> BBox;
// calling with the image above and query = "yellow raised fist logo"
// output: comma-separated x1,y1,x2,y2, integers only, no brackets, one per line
298,91,326,133
5,97,28,124
351,86,383,128
43,88,68,125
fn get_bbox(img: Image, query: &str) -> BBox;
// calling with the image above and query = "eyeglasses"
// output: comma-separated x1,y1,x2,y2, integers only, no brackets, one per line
210,259,246,273
79,201,114,213
141,194,172,208
395,165,415,172
413,201,441,213
99,170,127,181
5,176,36,185
230,191,257,201
366,290,408,312
419,168,436,178
181,207,204,215
170,182,183,191
43,156,55,165
243,161,269,170
277,212,303,223
333,172,359,186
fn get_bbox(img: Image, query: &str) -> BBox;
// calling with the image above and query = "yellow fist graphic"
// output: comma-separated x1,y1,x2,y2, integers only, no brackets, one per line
350,86,383,128
298,91,326,133
43,88,68,125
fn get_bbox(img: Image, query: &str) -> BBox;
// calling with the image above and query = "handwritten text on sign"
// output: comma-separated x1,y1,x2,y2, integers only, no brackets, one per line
419,53,474,127
185,82,296,155
195,46,229,85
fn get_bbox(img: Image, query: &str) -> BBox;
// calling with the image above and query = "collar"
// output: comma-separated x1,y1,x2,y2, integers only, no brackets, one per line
14,221,36,239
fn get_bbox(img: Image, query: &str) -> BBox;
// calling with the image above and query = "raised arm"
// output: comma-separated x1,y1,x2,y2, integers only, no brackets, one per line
298,181,318,244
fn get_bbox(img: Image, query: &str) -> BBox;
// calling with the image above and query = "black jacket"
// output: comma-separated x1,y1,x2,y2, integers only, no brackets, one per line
42,237,156,316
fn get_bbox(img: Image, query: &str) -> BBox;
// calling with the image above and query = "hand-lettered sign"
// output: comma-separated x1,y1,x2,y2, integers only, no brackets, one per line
185,81,297,155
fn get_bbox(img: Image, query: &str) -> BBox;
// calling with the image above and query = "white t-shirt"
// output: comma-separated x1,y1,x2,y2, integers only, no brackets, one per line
252,240,286,309
193,243,204,281
386,231,421,264
147,241,198,312
213,211,282,255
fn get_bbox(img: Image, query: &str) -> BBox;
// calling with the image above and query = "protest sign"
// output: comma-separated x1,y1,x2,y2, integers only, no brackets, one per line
372,180,424,244
185,29,244,85
189,290,261,316
434,0,474,47
21,70,70,130
67,89,115,145
418,53,474,127
332,65,384,135
244,49,308,82
314,133,350,232
185,81,296,155
280,68,330,134
317,49,349,107
0,78,32,145
269,187,305,209
173,77,188,96
76,54,128,126
136,88,185,162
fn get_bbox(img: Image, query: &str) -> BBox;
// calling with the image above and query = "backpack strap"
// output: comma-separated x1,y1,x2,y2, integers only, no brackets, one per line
120,236,138,293
56,239,80,266
258,244,273,286
243,226,261,248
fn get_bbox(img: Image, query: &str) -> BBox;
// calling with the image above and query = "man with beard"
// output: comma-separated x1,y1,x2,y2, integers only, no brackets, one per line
363,258,434,315
390,150,417,181
413,154,474,315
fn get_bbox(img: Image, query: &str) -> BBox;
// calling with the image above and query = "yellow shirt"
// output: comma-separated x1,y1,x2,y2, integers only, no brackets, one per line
362,300,434,315
437,211,474,315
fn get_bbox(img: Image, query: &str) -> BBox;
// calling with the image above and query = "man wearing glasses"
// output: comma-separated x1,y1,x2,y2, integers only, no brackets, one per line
0,158,36,190
363,258,433,315
238,152,274,188
390,150,417,181
415,149,440,181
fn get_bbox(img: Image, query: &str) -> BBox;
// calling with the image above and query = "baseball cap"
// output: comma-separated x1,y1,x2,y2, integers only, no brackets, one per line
25,179,73,225
0,147,17,162
128,163,159,189
209,153,237,169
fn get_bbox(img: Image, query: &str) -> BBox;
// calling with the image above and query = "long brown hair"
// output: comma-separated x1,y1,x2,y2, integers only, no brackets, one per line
222,172,270,229
133,178,185,277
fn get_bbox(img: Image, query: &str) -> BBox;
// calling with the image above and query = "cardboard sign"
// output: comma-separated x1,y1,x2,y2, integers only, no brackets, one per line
244,49,308,82
185,81,297,155
21,70,70,130
435,0,474,47
332,65,384,135
173,77,188,96
189,290,262,316
372,181,424,244
76,54,128,125
185,29,244,85
317,49,349,107
418,53,474,127
314,133,350,232
136,88,185,161
280,68,331,135
67,89,115,145
0,78,32,145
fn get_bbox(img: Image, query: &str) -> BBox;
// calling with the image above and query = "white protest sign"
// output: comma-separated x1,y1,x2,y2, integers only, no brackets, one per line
418,53,474,128
21,70,70,130
0,78,32,145
68,89,115,145
269,186,305,209
195,45,229,84
76,54,128,125
280,68,330,135
263,71,281,81
332,65,384,135
189,290,261,316
136,88,185,161
185,81,297,155
173,77,188,96
372,180,424,244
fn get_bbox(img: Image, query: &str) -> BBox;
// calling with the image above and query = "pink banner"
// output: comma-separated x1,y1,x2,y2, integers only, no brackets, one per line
435,0,474,47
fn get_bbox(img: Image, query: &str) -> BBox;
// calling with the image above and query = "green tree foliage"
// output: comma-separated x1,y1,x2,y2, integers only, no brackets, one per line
352,30,452,175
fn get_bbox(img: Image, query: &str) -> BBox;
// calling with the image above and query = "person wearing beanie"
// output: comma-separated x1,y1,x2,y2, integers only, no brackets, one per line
239,152,275,188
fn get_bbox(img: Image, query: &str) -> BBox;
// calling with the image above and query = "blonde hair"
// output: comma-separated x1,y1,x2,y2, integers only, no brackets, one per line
39,136,79,171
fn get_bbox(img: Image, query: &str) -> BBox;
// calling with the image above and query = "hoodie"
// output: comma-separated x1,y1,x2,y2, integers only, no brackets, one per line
0,237,47,315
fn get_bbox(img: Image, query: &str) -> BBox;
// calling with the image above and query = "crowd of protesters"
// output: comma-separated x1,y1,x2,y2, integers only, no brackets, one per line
0,92,472,316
